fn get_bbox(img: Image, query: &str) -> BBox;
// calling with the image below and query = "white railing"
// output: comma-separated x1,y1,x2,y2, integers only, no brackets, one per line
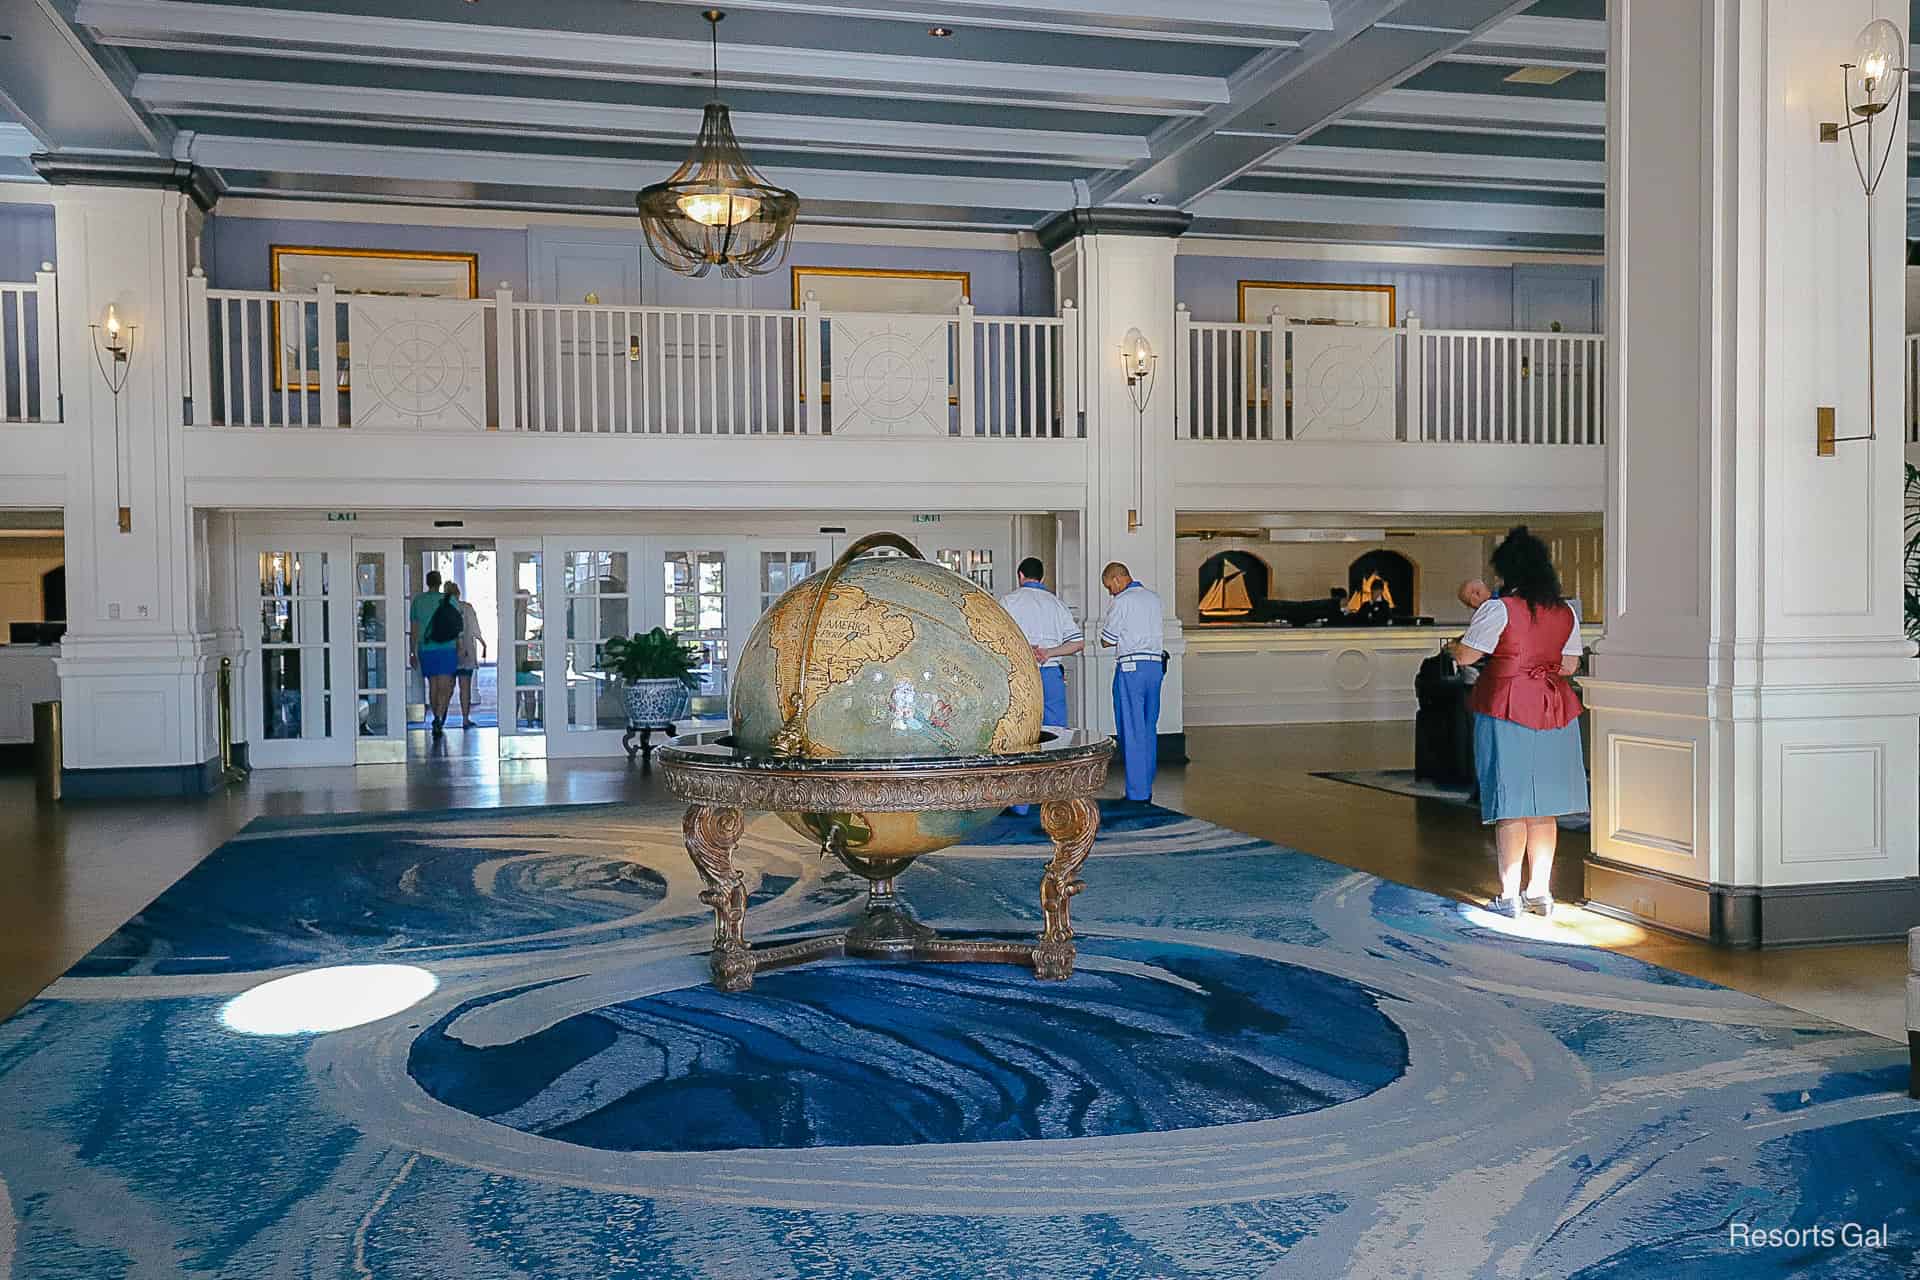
1906,333,1919,444
189,271,1081,439
0,265,60,424
1175,307,1604,446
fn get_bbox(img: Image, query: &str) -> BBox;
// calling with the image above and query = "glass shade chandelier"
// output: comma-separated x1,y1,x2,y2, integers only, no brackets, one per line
636,9,799,278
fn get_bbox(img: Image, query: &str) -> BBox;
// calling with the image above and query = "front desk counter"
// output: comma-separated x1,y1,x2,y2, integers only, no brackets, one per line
1182,621,1602,727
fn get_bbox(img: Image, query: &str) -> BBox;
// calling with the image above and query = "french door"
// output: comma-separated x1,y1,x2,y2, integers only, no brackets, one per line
496,539,547,759
242,536,352,768
349,538,407,763
539,536,831,758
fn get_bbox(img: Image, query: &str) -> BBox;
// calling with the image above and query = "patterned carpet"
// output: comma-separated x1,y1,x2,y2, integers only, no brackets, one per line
0,801,1913,1278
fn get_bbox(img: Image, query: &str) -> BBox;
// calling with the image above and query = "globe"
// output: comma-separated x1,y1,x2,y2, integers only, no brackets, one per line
729,549,1045,871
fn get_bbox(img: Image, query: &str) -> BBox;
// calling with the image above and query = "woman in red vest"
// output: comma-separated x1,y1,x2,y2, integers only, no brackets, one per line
1449,527,1587,919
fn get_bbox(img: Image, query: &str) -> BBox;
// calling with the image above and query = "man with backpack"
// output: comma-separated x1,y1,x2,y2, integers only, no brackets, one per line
410,569,464,736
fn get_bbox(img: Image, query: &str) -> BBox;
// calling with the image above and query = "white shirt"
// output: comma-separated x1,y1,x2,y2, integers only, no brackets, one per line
997,582,1082,668
1459,597,1583,658
1100,581,1165,661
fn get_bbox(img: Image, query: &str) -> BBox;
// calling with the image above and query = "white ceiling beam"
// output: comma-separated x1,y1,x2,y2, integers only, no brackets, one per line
182,134,1077,211
665,0,1334,46
1456,13,1605,66
1256,144,1602,191
1192,186,1601,239
1091,0,1540,207
132,74,1149,168
77,0,1226,114
1345,87,1605,134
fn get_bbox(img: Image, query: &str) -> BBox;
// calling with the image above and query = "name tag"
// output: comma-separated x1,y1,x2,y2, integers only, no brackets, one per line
1121,661,1137,673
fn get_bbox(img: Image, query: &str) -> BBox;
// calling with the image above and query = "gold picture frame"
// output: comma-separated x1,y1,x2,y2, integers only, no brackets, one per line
268,245,481,392
791,266,972,404
1236,279,1396,326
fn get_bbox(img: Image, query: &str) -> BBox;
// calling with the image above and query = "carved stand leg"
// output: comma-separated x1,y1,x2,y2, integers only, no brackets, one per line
1035,796,1100,980
683,804,754,991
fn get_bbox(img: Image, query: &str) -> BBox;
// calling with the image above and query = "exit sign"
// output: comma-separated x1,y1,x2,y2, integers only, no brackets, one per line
912,514,942,524
326,511,358,523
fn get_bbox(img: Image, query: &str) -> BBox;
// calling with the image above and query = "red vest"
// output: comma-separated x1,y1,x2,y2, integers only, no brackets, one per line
1466,600,1583,730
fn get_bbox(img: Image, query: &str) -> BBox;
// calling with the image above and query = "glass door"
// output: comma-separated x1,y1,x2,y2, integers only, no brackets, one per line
244,536,351,768
351,538,406,764
544,537,646,758
662,546,731,721
497,540,546,759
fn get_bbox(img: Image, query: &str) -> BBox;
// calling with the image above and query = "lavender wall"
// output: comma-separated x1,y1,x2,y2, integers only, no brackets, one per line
0,205,55,280
202,215,1052,315
202,216,531,295
1174,253,1603,331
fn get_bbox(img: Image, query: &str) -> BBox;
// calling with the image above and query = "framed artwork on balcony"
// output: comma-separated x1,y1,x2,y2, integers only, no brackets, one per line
268,245,481,392
790,266,970,405
1236,280,1395,327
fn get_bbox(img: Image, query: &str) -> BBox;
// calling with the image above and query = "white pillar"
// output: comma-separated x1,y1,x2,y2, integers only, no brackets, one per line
1587,0,1920,943
1041,211,1187,750
50,179,226,795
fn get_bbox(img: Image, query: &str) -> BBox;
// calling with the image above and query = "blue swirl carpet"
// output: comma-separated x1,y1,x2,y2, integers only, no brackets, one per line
0,801,1914,1278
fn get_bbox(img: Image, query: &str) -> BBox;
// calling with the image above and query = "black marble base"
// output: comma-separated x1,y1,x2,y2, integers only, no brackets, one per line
61,754,226,800
1586,856,1920,948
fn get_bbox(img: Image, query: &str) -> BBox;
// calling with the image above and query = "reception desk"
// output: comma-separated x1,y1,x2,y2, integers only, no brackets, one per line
1183,622,1604,727
0,644,60,745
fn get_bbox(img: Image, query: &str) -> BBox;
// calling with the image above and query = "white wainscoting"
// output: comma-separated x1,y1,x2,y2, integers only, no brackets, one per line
0,645,59,744
1604,733,1698,865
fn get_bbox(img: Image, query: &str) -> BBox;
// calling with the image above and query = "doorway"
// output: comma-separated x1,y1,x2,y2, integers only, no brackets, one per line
403,539,499,763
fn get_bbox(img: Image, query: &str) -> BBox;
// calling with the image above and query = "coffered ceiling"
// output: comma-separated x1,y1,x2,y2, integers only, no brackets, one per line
0,0,1618,250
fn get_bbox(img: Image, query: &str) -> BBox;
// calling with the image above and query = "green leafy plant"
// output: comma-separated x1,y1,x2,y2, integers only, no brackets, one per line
1906,463,1920,643
599,627,703,689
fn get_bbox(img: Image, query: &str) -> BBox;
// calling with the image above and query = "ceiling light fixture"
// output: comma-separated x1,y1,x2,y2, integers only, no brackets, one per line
636,9,799,278
928,25,954,37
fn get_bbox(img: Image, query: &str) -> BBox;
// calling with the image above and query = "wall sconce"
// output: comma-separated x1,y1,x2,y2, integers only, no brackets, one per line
1817,18,1906,455
1120,328,1156,532
89,303,138,533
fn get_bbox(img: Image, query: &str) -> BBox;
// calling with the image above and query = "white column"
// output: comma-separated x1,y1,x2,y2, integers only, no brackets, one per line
51,182,225,793
1047,219,1185,743
1588,0,1920,943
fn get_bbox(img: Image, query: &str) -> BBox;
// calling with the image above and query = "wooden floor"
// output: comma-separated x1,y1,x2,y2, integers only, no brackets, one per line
0,722,1907,1040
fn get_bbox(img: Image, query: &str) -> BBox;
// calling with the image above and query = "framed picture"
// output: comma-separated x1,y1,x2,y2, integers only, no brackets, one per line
1237,280,1396,327
269,245,481,392
790,265,970,315
792,266,970,403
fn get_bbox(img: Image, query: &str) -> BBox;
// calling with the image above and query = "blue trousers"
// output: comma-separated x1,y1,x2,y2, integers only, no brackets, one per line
1013,667,1074,814
1112,659,1164,801
1039,666,1069,728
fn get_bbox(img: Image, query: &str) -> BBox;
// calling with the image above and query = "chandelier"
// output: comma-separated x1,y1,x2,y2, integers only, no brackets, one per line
636,9,800,278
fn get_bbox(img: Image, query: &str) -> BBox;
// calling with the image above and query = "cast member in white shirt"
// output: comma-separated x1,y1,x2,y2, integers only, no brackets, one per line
998,556,1084,815
1098,561,1165,803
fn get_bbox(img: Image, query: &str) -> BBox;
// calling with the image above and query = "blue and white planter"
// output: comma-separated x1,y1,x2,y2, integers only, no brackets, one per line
624,678,690,728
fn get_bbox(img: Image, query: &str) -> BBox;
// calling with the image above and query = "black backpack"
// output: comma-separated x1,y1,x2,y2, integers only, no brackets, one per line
426,596,464,645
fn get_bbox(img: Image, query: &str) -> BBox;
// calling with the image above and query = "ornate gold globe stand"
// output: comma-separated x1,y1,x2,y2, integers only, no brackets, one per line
659,731,1114,992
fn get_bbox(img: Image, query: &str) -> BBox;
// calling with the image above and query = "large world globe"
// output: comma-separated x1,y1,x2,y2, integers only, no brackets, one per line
729,549,1045,870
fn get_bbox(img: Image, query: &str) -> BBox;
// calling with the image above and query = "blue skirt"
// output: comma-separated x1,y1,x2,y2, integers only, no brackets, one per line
1473,713,1589,823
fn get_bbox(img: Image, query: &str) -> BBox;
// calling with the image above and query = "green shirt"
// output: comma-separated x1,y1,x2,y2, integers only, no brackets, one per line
411,590,455,651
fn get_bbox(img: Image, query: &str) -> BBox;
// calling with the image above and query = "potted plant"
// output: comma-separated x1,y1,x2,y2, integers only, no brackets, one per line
599,627,702,726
